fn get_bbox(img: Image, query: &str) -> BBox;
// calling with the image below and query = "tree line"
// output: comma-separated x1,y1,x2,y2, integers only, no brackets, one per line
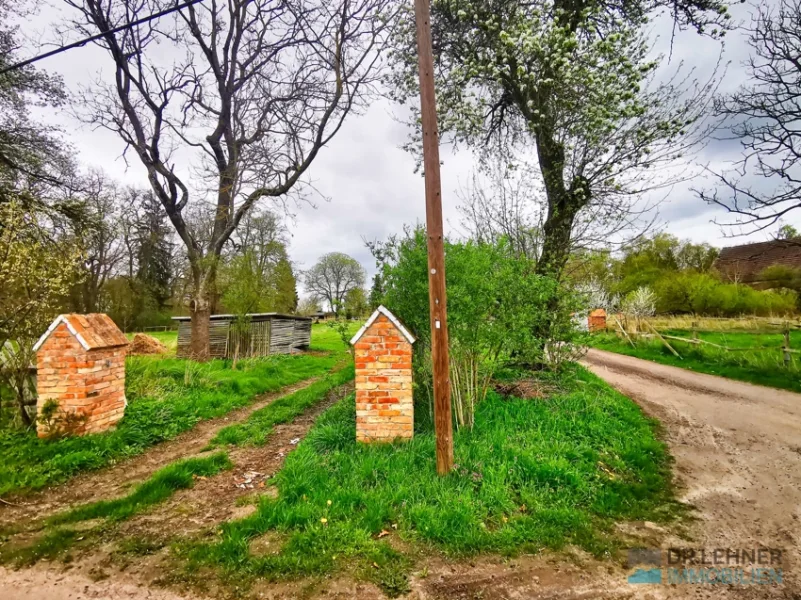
3,0,801,367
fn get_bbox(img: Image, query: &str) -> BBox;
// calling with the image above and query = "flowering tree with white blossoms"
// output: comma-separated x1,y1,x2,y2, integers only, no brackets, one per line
390,0,729,278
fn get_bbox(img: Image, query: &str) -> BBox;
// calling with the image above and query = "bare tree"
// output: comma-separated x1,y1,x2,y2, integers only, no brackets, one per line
304,252,365,314
698,0,801,233
67,170,128,312
63,0,396,358
390,0,725,279
457,157,658,262
457,162,544,261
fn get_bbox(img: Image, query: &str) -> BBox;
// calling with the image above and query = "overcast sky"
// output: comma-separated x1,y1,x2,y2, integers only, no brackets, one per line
19,1,797,293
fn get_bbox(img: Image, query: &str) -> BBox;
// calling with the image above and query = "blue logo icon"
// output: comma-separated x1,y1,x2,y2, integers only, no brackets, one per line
628,568,663,584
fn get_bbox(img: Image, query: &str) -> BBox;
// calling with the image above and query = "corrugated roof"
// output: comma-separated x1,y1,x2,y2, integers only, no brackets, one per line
33,314,129,352
171,313,311,322
713,238,801,283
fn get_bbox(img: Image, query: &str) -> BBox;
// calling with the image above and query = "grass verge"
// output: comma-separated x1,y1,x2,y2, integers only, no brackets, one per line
181,365,678,596
589,331,801,393
209,366,355,448
49,452,232,525
1,452,232,566
0,326,348,496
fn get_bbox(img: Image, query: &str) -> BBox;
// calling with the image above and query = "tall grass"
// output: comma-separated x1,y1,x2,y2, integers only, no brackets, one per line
209,365,355,447
0,348,343,496
591,332,801,392
182,366,677,595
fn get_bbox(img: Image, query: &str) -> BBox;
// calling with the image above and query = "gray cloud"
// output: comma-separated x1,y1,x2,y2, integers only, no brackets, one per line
17,0,801,297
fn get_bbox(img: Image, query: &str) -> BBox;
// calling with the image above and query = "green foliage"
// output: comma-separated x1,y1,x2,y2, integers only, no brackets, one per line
221,249,274,317
591,331,801,393
49,452,232,525
343,287,368,319
185,369,676,594
0,332,346,495
368,274,384,310
777,224,800,240
304,252,366,314
613,233,719,296
209,366,355,447
376,228,582,428
36,399,88,440
133,191,174,310
567,233,795,317
326,318,356,356
652,272,796,316
273,257,299,313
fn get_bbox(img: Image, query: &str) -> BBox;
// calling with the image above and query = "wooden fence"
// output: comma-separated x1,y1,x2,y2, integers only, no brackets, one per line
608,316,798,366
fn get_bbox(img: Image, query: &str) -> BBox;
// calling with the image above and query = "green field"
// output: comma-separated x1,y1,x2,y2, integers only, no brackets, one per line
180,365,678,596
0,326,350,496
590,329,801,393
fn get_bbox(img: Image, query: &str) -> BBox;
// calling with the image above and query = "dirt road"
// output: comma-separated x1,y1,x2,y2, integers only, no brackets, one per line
3,352,800,599
581,348,801,599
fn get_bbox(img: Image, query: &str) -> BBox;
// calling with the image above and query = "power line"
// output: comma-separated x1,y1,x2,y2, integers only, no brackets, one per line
0,0,205,76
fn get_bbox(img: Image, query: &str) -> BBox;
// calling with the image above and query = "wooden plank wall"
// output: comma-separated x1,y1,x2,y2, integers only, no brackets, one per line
227,320,271,359
176,322,192,357
176,321,229,358
177,317,311,358
269,318,296,354
292,319,312,350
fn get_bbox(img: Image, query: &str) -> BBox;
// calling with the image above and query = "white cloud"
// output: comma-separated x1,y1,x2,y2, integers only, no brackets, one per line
17,0,801,293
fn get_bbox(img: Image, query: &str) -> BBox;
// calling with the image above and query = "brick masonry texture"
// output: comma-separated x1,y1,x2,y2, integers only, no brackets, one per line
36,316,128,437
353,314,413,443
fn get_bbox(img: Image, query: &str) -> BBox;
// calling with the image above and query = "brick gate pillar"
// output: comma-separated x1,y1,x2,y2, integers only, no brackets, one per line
350,306,415,443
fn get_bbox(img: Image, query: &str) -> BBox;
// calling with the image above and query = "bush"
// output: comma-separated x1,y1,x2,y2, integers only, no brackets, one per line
652,272,796,317
376,229,582,429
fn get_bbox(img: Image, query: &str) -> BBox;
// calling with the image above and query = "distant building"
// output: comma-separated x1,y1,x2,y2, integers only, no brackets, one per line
713,238,801,288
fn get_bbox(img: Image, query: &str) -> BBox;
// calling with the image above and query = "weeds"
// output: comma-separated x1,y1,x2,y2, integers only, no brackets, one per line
591,331,801,392
209,366,355,448
0,325,349,496
184,366,678,595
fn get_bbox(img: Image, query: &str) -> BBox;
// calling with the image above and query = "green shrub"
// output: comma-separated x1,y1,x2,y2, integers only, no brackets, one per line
652,272,796,316
375,229,583,429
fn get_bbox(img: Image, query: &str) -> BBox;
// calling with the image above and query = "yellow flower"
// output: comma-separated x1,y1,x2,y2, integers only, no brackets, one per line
320,517,328,524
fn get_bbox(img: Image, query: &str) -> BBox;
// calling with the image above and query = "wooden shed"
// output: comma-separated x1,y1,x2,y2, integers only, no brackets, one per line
172,313,312,359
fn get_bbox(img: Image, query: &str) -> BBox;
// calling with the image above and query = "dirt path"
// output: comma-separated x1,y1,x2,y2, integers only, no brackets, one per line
580,348,801,599
0,382,354,600
0,375,328,529
4,352,800,600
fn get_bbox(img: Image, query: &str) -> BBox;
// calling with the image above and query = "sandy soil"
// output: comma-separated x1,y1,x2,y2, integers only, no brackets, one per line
580,349,801,599
3,351,799,599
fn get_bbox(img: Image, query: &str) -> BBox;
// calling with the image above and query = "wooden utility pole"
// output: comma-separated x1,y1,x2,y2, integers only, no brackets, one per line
413,0,454,475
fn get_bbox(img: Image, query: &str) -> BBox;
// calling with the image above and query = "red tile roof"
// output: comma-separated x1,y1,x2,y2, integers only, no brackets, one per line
34,313,129,352
713,239,801,283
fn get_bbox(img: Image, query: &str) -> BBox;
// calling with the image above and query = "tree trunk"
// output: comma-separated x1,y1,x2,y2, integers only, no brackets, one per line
535,193,582,279
190,293,212,361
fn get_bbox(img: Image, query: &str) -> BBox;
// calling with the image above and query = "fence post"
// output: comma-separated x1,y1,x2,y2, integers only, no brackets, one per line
692,321,698,344
783,322,791,367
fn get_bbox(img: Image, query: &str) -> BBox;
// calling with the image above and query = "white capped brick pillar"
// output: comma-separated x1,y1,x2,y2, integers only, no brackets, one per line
350,306,415,443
